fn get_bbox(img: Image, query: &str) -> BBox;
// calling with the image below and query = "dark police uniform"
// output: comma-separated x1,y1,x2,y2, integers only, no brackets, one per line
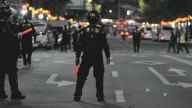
132,28,141,53
168,30,177,53
74,11,110,102
0,0,25,100
20,20,35,66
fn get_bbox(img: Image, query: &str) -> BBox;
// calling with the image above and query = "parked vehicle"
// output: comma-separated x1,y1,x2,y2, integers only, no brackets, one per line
158,26,173,41
143,27,153,39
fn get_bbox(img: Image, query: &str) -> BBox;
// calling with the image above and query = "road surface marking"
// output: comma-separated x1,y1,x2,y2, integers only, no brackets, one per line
110,61,115,66
134,61,165,65
177,82,192,88
53,60,73,64
131,54,149,58
115,90,126,103
148,67,192,88
168,68,186,77
112,71,119,78
33,58,41,62
161,55,192,66
46,73,58,84
53,61,65,63
112,53,128,56
148,67,173,86
46,73,75,87
41,55,50,58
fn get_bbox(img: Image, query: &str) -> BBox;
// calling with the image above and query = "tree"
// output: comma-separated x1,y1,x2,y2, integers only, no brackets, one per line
139,0,192,22
22,0,71,15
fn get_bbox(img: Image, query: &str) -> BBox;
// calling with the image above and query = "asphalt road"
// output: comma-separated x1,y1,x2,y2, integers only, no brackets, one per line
1,36,192,108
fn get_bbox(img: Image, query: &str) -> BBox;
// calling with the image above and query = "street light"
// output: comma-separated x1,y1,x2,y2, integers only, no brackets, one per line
20,9,28,16
109,9,112,13
38,13,44,20
127,10,131,16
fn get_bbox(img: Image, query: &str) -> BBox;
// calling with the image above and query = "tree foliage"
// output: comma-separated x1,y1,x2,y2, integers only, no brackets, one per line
139,0,192,21
22,0,71,15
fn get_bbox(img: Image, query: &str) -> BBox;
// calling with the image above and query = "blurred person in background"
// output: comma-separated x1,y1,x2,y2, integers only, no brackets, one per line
177,28,190,54
167,29,177,53
132,26,142,53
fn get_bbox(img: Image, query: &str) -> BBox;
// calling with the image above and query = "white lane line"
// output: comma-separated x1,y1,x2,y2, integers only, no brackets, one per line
168,68,186,77
46,73,58,84
112,71,119,78
148,67,192,88
53,60,65,63
161,55,192,66
46,73,75,87
115,90,126,103
148,67,173,86
110,61,115,66
33,58,41,62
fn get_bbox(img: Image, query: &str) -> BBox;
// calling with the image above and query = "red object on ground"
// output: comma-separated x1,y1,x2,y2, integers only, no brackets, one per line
72,64,79,76
19,28,33,37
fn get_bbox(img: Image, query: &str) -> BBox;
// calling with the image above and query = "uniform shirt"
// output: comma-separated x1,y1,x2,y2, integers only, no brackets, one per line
20,22,35,52
75,24,110,61
132,30,141,41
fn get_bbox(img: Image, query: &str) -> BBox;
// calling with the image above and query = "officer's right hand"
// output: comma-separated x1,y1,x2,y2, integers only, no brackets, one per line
75,58,80,66
106,57,110,65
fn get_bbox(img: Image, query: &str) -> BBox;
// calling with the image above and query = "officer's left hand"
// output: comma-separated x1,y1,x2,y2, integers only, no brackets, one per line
75,58,80,66
106,57,110,64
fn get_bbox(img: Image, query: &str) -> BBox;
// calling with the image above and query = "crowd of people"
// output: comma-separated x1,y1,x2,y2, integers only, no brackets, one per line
131,25,191,54
168,26,190,54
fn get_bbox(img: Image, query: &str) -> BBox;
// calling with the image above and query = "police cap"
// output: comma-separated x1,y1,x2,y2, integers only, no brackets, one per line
87,10,100,24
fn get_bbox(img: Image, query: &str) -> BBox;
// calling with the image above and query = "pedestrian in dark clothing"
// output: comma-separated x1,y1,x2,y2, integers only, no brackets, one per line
20,19,36,66
66,27,72,50
177,28,190,54
53,30,59,49
0,2,25,100
61,26,71,52
73,10,111,102
132,27,141,53
168,29,177,53
72,27,81,52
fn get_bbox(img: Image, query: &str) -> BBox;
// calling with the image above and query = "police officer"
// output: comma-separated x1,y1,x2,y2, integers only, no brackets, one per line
74,11,110,102
167,29,177,53
132,26,141,53
73,10,111,102
0,0,25,100
20,18,36,66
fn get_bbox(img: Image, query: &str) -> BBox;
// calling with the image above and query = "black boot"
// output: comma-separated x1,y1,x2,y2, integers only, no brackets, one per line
0,93,8,100
97,97,105,102
11,92,26,100
73,96,81,102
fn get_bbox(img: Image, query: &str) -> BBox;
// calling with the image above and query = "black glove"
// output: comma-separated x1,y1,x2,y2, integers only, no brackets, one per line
106,57,110,64
75,58,80,65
